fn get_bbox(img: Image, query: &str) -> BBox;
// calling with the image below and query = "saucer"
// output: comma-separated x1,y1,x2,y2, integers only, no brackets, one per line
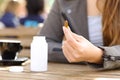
0,57,28,66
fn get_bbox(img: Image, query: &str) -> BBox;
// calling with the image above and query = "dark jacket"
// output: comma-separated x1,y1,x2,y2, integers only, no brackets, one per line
40,0,120,70
20,14,44,27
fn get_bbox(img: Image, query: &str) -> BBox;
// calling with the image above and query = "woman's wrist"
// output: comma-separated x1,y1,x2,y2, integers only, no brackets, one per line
89,47,103,64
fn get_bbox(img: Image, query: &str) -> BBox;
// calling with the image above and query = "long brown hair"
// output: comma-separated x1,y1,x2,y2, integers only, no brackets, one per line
98,0,120,46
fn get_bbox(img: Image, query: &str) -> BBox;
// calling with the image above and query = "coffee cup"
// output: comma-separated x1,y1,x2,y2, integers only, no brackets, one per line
0,40,22,60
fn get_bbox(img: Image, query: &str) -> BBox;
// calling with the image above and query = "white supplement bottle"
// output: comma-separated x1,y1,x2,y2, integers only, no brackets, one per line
30,36,48,72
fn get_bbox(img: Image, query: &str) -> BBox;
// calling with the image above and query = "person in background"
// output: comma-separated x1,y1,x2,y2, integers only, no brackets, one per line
20,0,44,27
40,0,120,70
0,0,20,28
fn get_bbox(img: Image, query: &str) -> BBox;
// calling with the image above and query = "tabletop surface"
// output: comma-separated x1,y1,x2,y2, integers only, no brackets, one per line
0,62,120,80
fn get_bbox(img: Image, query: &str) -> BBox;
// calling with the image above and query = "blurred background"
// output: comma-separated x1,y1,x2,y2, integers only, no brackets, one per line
0,0,54,18
0,0,55,28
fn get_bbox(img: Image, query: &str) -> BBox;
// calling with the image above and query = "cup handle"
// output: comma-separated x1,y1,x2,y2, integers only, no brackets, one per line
19,45,23,51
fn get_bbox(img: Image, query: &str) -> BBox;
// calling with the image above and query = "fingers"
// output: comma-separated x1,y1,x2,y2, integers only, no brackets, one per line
62,41,76,62
63,27,80,50
63,27,84,42
71,32,86,42
62,27,85,63
62,41,84,63
63,27,73,41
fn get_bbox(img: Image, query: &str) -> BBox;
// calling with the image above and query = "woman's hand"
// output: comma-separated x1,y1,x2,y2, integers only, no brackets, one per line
62,27,103,63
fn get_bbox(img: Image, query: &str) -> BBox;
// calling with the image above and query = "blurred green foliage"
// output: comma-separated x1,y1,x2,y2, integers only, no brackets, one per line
0,0,4,4
0,0,3,3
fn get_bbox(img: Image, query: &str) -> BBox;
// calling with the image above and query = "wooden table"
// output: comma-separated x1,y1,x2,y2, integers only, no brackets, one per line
0,62,120,80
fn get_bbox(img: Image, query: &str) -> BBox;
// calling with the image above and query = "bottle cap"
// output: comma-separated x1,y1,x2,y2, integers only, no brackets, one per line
9,66,24,72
